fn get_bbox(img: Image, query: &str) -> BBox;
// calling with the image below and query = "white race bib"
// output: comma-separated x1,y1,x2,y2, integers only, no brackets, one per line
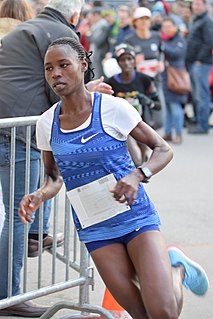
67,174,130,229
137,59,158,78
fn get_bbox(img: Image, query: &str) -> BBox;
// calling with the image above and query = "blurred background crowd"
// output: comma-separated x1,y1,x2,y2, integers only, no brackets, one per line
15,0,213,140
1,0,213,142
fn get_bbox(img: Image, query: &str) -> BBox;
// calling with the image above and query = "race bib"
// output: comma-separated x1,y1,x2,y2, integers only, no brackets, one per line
67,174,130,229
137,59,158,78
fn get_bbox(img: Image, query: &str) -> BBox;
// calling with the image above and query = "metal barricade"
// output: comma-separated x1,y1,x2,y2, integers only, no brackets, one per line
0,116,113,319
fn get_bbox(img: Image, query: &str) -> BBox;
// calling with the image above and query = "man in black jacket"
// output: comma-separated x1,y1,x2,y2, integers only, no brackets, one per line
186,0,213,134
0,0,112,316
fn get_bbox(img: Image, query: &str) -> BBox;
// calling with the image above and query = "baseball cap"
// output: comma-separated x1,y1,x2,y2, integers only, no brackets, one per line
114,43,136,60
133,7,151,20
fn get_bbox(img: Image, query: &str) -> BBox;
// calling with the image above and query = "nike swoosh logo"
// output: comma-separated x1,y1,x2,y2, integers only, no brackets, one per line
81,133,99,143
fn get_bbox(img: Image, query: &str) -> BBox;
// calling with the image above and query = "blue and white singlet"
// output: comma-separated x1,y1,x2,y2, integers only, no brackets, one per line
50,93,160,243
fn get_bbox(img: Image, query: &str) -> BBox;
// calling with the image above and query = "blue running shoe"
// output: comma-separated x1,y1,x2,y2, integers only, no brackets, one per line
168,246,209,296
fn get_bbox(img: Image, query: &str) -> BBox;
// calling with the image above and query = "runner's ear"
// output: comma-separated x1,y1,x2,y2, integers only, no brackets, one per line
81,58,88,72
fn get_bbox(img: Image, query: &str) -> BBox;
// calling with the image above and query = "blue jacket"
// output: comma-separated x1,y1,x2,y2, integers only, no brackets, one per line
162,32,187,103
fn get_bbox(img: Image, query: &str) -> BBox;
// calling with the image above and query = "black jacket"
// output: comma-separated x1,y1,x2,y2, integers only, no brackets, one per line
186,11,213,65
0,8,78,145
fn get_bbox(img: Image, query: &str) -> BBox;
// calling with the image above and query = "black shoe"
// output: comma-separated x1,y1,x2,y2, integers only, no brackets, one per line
188,127,208,134
28,233,64,257
0,300,49,317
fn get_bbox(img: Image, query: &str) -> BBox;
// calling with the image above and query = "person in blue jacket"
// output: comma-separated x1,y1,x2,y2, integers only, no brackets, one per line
161,17,188,144
19,37,209,319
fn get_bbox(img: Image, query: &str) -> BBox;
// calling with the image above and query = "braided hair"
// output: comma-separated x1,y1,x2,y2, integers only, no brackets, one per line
48,37,94,78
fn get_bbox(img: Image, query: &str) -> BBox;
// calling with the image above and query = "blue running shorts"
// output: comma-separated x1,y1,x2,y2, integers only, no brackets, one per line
85,224,160,253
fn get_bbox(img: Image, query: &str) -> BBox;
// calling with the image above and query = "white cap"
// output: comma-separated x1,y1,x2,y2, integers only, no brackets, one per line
133,7,151,20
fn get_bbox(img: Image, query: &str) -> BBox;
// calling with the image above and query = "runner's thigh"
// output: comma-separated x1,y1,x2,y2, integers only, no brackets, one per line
127,230,177,318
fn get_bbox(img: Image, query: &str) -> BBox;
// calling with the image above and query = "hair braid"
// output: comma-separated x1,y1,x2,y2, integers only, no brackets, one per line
48,37,94,78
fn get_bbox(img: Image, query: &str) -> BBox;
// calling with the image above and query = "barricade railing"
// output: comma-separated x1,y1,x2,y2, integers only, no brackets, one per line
0,116,114,319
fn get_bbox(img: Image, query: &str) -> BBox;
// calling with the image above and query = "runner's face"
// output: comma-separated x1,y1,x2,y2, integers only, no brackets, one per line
44,45,87,97
134,16,151,30
118,54,135,72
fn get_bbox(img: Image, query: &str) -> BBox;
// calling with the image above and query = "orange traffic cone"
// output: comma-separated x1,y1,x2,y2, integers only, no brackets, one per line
101,288,132,319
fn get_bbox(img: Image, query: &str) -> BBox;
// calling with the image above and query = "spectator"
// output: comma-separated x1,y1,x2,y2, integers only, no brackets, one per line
125,6,165,130
151,11,164,32
181,2,193,36
169,0,188,35
31,0,48,15
102,6,134,79
0,0,34,38
150,0,170,32
0,0,34,240
102,9,119,53
0,183,4,235
115,5,134,46
92,0,103,6
186,0,213,134
0,0,112,317
76,7,91,51
138,0,152,9
161,17,187,144
87,7,110,79
106,43,161,165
